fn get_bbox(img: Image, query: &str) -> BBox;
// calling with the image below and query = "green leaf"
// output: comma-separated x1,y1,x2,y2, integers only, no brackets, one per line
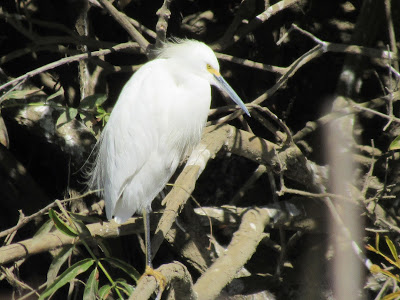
48,209,78,238
2,88,42,101
79,94,107,110
47,245,74,286
116,279,135,296
79,112,93,121
56,107,78,128
97,239,112,257
83,267,99,300
46,89,63,102
69,214,92,240
385,236,399,265
103,257,140,283
95,105,110,125
33,219,54,237
382,291,400,300
98,284,112,299
96,106,106,114
389,136,400,151
376,233,380,252
79,111,97,135
39,258,95,300
69,212,102,224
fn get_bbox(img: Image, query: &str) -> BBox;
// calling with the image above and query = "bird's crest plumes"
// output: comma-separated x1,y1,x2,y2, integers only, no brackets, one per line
155,38,209,60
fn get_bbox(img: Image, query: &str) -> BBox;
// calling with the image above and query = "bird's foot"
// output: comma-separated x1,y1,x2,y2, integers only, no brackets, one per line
142,265,167,298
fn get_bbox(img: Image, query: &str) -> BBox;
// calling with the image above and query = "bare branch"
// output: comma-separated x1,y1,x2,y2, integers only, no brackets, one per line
155,0,173,48
193,207,270,299
212,0,303,51
0,42,140,93
97,0,149,52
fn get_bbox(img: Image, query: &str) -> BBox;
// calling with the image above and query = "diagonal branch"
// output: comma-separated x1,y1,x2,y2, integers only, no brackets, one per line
212,0,303,51
97,0,149,52
193,207,270,299
0,42,139,94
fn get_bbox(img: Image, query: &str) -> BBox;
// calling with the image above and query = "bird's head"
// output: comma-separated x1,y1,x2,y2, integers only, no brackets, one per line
157,39,250,116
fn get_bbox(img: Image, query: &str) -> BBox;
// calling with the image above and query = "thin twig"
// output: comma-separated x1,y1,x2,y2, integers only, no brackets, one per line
230,164,267,205
0,42,140,93
155,0,173,48
361,140,377,200
0,190,100,238
216,53,286,74
97,0,149,52
292,23,398,60
384,0,399,70
293,91,400,141
212,0,303,51
388,65,400,79
251,103,293,144
352,103,400,124
279,186,359,203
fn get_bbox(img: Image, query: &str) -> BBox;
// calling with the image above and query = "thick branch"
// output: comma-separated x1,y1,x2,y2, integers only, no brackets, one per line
151,124,312,259
193,207,270,299
0,215,152,265
0,125,313,267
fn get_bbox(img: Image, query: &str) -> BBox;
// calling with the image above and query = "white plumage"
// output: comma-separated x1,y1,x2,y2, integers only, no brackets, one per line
89,40,249,224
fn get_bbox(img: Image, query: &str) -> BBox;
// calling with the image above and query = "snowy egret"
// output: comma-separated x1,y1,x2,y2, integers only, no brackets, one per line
89,39,249,273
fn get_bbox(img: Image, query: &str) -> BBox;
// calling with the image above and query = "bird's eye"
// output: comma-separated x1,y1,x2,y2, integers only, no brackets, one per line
206,64,212,70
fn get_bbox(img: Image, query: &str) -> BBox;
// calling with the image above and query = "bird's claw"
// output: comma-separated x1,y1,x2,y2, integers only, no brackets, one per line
142,265,167,296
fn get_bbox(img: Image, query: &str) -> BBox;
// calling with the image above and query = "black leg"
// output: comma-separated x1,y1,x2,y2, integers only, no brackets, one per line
142,208,153,268
141,208,166,297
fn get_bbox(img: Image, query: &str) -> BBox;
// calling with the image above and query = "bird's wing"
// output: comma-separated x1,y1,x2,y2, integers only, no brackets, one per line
90,60,186,222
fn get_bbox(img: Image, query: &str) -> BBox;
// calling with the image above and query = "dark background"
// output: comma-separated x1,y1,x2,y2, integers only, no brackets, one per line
0,0,399,299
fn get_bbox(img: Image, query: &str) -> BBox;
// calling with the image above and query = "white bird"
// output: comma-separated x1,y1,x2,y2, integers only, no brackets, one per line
89,39,249,270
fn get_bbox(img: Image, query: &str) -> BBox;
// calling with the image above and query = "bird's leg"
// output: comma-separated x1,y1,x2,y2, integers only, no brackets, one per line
141,208,167,295
143,208,153,268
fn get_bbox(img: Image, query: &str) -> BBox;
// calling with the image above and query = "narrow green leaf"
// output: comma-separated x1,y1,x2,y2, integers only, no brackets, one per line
365,244,377,253
382,291,400,300
380,268,400,282
33,219,54,237
116,279,135,296
83,267,99,300
56,107,78,128
2,88,41,100
376,233,380,252
96,109,110,126
47,245,74,286
79,111,97,135
69,212,102,225
69,214,92,240
97,239,112,257
385,236,399,265
98,284,112,299
103,257,140,283
49,209,78,238
389,136,400,151
46,89,63,102
79,94,107,110
39,258,95,300
96,106,106,114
